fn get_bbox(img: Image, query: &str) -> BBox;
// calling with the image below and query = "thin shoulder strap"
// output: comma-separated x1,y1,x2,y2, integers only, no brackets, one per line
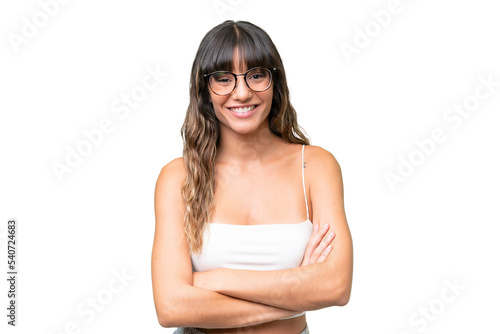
301,144,310,221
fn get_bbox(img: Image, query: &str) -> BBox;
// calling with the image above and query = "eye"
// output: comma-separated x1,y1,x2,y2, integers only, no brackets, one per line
212,73,234,85
247,69,269,82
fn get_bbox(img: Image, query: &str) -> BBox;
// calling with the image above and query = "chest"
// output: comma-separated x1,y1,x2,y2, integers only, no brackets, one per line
212,165,307,226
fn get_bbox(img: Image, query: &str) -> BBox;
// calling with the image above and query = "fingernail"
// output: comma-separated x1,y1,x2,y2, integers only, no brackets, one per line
322,224,329,230
328,232,335,239
314,224,319,232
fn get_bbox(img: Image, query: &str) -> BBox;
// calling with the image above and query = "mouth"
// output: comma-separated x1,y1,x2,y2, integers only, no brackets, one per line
228,105,257,113
226,104,259,118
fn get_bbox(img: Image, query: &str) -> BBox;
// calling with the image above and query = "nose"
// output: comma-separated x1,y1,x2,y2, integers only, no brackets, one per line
231,75,252,101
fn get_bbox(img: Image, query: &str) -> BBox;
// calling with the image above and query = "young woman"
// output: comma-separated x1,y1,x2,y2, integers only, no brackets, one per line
151,20,353,334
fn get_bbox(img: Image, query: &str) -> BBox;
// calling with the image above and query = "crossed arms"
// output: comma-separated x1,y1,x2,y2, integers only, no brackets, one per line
151,147,353,328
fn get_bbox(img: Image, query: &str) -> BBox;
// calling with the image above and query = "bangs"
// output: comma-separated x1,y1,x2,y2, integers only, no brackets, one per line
200,23,276,75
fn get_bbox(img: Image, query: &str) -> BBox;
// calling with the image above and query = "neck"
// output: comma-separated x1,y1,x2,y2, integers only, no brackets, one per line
216,122,284,165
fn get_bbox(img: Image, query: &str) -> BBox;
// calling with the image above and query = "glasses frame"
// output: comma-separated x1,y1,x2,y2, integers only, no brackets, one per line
203,67,277,96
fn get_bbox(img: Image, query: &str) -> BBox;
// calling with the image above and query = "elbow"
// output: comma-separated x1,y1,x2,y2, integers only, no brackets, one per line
156,302,179,328
157,314,171,328
155,291,188,328
335,287,351,306
310,279,351,310
323,277,352,308
334,279,352,306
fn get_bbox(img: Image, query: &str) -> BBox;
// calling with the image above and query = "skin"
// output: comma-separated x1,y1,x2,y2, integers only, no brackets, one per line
151,49,353,333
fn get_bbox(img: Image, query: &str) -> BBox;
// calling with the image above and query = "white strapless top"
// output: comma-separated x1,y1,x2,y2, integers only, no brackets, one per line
191,220,313,272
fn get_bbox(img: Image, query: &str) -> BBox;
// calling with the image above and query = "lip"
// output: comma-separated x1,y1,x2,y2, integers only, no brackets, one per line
226,104,259,119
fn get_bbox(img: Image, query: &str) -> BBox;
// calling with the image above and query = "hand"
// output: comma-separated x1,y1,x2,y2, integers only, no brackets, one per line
300,223,335,266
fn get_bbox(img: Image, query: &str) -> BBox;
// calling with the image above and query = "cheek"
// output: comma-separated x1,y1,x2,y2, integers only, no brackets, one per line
208,90,223,105
267,86,274,102
211,96,228,114
264,89,274,106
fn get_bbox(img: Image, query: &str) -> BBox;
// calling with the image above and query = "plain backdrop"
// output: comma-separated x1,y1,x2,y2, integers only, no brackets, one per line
1,0,499,333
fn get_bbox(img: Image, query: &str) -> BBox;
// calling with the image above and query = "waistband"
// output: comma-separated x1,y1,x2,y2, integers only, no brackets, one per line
173,323,310,334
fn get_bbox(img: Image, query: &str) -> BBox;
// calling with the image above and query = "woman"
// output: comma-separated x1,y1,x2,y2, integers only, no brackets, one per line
151,20,353,334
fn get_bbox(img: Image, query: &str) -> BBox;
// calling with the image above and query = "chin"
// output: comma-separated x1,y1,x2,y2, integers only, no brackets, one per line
231,125,259,135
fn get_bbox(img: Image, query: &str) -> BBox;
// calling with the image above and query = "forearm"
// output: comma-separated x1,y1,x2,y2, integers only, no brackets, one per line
197,263,349,312
158,284,301,328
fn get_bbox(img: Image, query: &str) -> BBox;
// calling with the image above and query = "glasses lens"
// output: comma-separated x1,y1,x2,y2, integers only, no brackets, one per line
209,72,235,95
246,68,272,92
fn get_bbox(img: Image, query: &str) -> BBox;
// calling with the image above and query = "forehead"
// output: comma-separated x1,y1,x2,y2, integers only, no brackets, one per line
231,48,248,73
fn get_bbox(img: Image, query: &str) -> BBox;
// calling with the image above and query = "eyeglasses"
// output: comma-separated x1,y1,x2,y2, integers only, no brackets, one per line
204,67,277,96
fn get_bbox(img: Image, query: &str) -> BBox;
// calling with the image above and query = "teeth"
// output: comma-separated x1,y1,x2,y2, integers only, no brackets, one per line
230,105,256,113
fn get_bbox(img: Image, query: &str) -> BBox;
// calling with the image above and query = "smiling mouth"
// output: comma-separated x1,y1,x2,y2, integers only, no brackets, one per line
228,105,257,114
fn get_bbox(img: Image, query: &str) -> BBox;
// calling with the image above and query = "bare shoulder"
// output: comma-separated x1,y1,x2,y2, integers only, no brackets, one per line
304,145,342,175
154,157,187,220
156,157,187,190
154,158,186,251
159,156,186,178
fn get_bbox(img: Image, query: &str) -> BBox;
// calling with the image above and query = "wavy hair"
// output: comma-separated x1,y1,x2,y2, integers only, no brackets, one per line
180,20,310,254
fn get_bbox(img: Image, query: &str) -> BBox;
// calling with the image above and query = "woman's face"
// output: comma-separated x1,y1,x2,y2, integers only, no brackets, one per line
208,49,274,136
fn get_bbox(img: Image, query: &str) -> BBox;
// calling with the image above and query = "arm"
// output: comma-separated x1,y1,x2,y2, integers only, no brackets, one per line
151,159,302,328
192,147,353,311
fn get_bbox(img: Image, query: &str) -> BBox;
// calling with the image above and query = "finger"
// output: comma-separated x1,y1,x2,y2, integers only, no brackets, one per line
301,224,330,266
301,224,323,266
316,244,333,264
309,230,335,264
